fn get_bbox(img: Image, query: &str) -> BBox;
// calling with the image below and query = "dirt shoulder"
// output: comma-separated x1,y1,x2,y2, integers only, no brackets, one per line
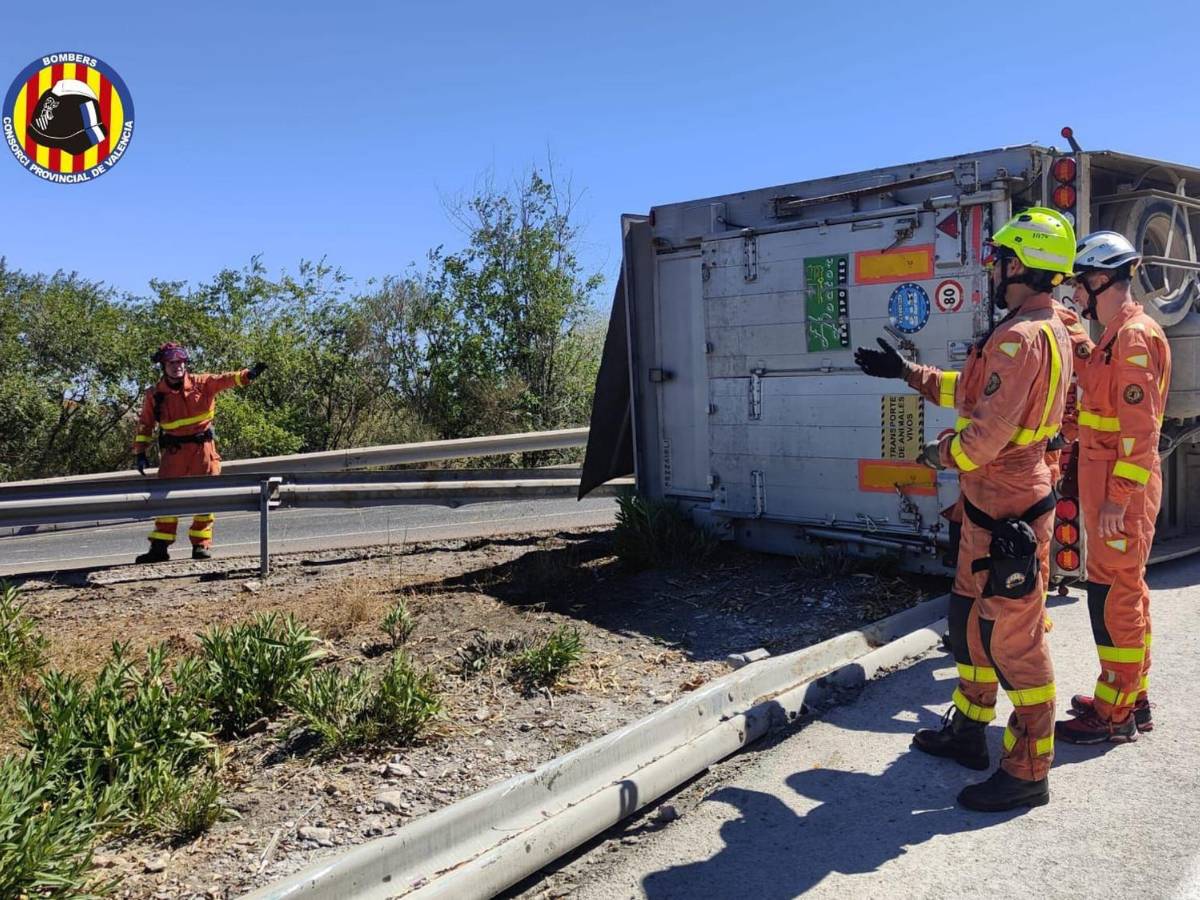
7,527,945,899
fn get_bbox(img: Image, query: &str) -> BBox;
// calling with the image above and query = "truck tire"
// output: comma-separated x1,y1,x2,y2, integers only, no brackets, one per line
1102,196,1199,328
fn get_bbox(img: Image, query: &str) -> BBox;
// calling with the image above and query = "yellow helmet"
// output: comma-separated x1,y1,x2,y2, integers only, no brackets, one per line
990,207,1077,281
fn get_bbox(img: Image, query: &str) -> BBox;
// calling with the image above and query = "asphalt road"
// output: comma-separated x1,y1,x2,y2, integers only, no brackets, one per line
0,497,618,576
552,554,1200,900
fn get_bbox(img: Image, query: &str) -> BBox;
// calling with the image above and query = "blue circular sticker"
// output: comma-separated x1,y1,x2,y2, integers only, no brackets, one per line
888,283,930,334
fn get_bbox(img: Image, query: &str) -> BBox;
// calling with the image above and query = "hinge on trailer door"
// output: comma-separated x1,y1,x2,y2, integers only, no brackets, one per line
956,160,980,194
749,371,763,420
743,231,758,281
662,438,672,489
752,470,765,518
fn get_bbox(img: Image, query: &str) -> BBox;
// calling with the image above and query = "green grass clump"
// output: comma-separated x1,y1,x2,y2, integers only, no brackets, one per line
512,627,583,689
193,612,325,736
289,655,441,752
613,494,718,569
0,581,48,686
380,599,415,649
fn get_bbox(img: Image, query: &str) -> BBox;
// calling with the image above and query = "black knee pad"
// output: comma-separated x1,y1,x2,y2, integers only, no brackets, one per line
947,592,973,664
1086,582,1114,647
977,617,1014,691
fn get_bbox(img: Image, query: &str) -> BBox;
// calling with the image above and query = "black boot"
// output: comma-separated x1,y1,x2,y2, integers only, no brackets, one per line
912,707,989,770
958,768,1049,812
192,546,212,561
135,539,171,564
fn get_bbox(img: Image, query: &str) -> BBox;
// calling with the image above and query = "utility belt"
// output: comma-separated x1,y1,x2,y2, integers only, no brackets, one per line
963,493,1056,599
159,428,214,451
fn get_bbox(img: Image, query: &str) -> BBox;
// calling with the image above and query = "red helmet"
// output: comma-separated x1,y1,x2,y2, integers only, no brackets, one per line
153,342,189,364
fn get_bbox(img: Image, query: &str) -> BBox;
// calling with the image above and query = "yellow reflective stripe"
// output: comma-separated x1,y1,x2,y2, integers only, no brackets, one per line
158,406,216,431
939,371,959,408
1094,681,1139,707
1097,645,1145,664
192,514,215,523
954,416,971,433
1079,410,1121,432
1007,682,1055,707
236,371,248,387
155,516,178,524
188,529,213,539
1036,323,1063,441
1002,726,1054,756
134,434,153,443
148,531,176,542
1145,633,1153,648
952,688,996,722
1113,460,1151,485
957,663,999,684
1140,675,1149,691
949,435,979,472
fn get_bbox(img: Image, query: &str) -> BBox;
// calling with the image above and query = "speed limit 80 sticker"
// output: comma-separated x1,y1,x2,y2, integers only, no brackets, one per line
934,279,964,313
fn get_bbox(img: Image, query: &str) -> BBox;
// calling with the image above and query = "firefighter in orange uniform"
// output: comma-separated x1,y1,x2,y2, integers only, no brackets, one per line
1058,232,1170,742
856,208,1075,811
131,343,266,563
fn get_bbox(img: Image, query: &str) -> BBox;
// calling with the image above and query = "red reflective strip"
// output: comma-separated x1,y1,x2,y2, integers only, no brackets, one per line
98,73,112,162
24,73,39,157
47,64,63,172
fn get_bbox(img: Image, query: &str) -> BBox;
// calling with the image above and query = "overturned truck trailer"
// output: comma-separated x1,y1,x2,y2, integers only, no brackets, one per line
581,141,1200,579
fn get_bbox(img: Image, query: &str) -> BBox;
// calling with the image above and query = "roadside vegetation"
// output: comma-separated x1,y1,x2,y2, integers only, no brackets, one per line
0,580,446,898
613,494,719,568
0,163,604,483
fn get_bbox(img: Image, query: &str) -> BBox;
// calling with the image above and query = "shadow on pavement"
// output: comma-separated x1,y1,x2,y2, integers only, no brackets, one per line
641,651,1123,899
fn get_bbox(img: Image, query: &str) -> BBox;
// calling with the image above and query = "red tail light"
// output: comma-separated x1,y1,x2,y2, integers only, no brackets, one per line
1056,548,1080,570
1056,499,1078,520
1052,185,1077,209
1054,522,1080,545
1052,157,1077,184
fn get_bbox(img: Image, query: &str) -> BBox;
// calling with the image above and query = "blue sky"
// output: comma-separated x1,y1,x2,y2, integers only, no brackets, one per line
3,1,1199,303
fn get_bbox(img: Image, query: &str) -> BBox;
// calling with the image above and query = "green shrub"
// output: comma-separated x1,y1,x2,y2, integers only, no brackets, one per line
0,581,48,685
613,494,717,569
368,654,442,744
194,613,325,736
287,665,373,751
512,627,583,689
19,643,215,831
290,655,441,752
0,753,115,899
380,599,415,649
147,766,234,844
454,634,530,678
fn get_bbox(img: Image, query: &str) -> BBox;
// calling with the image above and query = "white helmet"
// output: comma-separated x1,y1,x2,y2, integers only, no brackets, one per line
1074,230,1141,273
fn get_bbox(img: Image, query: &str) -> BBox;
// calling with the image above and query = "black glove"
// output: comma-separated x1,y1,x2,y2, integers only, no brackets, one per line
136,453,149,476
854,338,910,380
917,441,944,471
247,362,268,381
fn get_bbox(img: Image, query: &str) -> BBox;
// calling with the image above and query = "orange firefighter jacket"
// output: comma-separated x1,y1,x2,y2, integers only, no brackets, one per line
131,371,249,455
1076,302,1171,507
906,293,1071,507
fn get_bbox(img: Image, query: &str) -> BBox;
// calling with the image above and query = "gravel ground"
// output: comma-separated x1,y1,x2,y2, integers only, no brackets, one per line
7,527,944,898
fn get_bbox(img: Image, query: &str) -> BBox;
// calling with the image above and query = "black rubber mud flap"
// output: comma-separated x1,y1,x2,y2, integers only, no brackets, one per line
579,271,635,499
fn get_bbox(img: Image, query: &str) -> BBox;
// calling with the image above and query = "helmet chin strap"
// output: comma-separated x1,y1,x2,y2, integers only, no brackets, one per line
1078,273,1118,321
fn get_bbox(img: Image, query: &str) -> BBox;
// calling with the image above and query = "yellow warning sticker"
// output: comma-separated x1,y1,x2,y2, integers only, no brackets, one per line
881,394,924,460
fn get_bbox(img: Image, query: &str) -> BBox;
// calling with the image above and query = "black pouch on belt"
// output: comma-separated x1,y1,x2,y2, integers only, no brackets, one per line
963,494,1056,599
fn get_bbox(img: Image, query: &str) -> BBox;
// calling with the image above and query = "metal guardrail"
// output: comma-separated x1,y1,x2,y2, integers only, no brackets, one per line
0,429,621,576
0,427,590,491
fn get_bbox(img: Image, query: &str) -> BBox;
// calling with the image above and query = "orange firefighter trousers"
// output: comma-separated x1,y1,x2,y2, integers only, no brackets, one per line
1076,302,1171,723
908,293,1071,780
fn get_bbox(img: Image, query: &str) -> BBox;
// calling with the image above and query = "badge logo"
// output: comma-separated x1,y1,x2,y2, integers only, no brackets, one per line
984,373,1002,396
1075,343,1091,359
3,52,134,183
1124,384,1145,405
